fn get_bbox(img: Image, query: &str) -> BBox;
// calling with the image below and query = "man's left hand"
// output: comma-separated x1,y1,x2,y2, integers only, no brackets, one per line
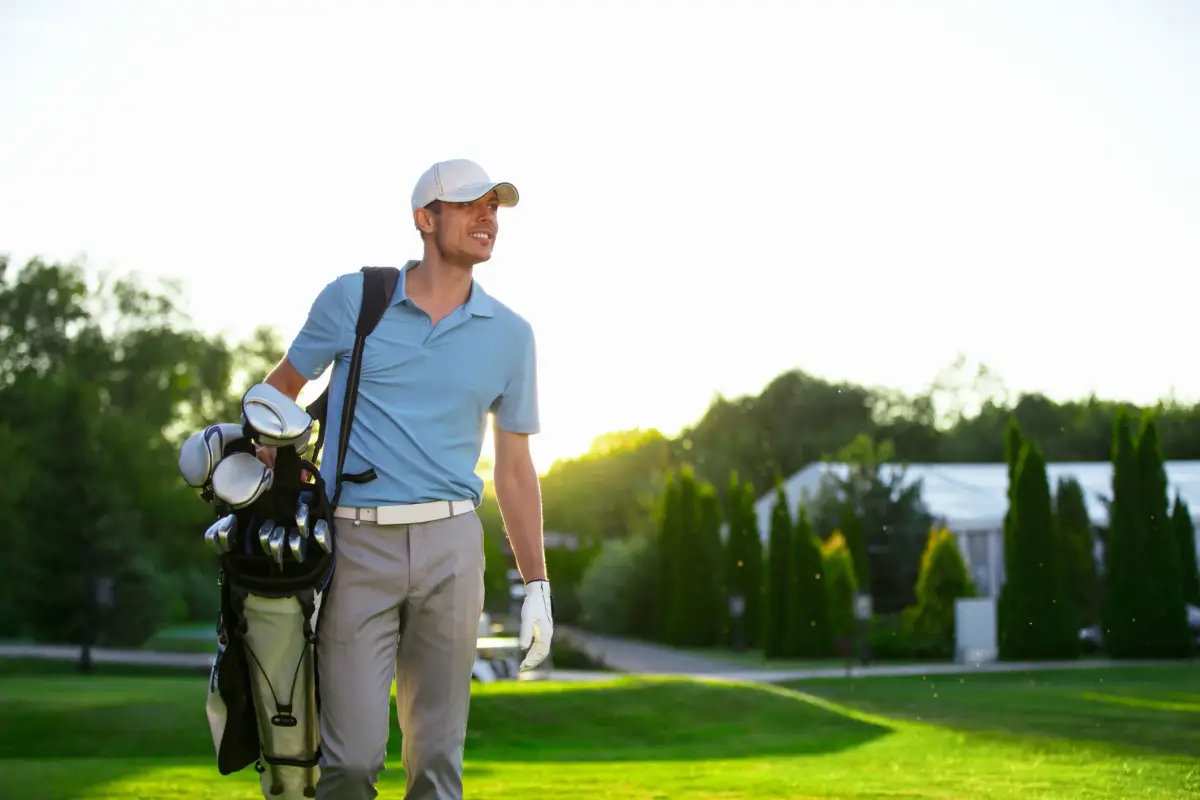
519,579,554,671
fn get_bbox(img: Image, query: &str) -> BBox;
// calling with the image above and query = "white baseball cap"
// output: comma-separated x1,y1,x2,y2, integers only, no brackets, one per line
411,159,519,212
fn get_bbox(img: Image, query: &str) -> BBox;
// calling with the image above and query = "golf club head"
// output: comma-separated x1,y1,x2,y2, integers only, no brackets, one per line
178,422,245,488
204,523,222,553
295,501,310,538
215,514,237,553
312,519,331,554
210,452,274,510
258,519,275,554
287,529,306,562
241,383,314,453
268,525,287,566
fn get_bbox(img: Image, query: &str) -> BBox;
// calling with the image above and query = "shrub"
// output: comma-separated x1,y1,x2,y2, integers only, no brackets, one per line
904,527,975,653
784,505,834,658
821,532,858,655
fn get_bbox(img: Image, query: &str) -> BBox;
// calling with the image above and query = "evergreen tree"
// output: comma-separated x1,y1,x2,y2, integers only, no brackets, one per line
784,505,834,658
999,440,1077,660
1053,476,1100,626
1173,494,1200,607
820,532,859,647
906,527,976,655
839,504,870,591
724,472,765,649
665,466,701,646
998,418,1025,640
1134,413,1192,657
762,480,793,658
689,481,726,648
1103,407,1141,658
653,470,683,643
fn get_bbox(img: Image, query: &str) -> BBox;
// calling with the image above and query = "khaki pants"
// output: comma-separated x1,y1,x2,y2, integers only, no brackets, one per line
314,510,485,800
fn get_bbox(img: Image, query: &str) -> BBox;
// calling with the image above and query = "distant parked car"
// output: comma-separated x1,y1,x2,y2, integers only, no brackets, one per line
1079,604,1200,653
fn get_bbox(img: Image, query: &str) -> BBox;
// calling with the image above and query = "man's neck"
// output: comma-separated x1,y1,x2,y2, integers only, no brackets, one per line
406,253,474,311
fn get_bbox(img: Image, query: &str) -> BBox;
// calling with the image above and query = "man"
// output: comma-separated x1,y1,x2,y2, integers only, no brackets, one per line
254,158,553,800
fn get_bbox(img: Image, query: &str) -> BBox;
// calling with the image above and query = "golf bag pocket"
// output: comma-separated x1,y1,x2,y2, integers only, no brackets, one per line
242,593,323,799
206,636,262,775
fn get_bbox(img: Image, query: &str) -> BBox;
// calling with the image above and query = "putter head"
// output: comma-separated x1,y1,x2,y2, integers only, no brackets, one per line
312,519,331,554
178,422,245,488
241,383,314,453
295,501,310,538
258,519,275,554
269,526,287,566
287,529,306,562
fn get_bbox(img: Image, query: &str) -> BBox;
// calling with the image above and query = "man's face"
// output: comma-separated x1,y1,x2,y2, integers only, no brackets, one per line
424,192,501,266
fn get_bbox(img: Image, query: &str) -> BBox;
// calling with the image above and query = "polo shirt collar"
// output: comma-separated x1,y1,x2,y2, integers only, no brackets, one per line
395,260,494,318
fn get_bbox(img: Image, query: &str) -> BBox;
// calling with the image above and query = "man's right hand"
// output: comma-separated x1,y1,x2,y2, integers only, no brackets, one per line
255,444,277,469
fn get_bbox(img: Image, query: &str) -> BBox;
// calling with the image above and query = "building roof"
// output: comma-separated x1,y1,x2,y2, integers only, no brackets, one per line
755,460,1200,536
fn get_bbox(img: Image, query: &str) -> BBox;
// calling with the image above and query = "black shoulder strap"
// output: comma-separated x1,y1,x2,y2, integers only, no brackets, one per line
304,266,401,507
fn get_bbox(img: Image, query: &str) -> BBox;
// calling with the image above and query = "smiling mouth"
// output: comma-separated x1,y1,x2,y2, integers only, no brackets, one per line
470,232,492,243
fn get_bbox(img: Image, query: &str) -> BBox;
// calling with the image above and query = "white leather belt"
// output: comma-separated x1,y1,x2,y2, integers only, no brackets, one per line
333,499,475,526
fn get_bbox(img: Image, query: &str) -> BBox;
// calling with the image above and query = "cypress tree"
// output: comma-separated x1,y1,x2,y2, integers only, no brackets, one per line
1135,413,1192,658
839,504,870,592
1054,476,1100,627
725,473,765,649
999,440,1077,660
998,418,1026,641
820,532,859,649
665,466,701,646
690,482,726,648
654,470,683,643
908,527,976,654
784,505,834,658
1103,408,1141,658
762,480,793,658
1173,494,1200,607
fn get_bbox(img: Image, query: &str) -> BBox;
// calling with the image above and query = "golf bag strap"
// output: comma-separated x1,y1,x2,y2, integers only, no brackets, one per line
329,265,401,508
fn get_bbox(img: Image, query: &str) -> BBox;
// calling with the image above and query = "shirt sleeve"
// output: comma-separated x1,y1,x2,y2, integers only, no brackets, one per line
492,321,540,435
286,276,350,380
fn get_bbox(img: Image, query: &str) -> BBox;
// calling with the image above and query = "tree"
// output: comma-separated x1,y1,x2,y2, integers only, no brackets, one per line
1134,412,1192,657
724,472,764,649
785,505,834,658
1173,494,1200,607
1053,476,1100,626
762,480,793,658
687,481,726,648
653,469,684,643
905,527,976,655
820,532,859,652
999,438,1077,660
1103,407,1142,658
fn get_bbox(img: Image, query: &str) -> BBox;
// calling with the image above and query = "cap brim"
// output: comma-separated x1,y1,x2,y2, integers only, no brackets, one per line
437,181,519,207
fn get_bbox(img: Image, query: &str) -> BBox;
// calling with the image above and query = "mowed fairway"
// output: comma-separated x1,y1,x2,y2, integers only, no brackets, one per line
0,660,1197,799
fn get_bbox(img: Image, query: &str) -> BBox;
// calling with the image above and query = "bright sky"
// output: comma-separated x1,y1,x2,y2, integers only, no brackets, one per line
2,0,1198,474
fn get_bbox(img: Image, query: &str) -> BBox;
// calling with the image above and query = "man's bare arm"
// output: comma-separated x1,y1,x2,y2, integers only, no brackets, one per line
492,424,546,583
264,356,309,401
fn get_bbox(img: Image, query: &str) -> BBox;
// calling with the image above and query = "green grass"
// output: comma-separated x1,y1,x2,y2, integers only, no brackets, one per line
1,660,1198,799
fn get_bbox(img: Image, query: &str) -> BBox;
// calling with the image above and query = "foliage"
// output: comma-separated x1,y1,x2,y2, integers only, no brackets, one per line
723,472,764,648
903,527,975,656
806,435,934,613
1103,407,1142,657
0,255,281,648
576,534,659,637
782,505,834,658
820,532,858,648
688,482,726,647
1173,494,1200,606
998,432,1077,660
1052,476,1100,627
762,480,793,658
1132,413,1192,657
482,530,512,614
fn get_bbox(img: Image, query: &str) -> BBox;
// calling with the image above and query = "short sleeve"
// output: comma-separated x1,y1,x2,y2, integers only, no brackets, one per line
286,277,350,380
492,322,540,435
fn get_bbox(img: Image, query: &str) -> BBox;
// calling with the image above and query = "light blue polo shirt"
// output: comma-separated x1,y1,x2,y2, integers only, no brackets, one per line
286,262,539,508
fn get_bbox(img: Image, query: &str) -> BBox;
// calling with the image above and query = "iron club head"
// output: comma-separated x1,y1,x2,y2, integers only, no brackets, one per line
287,529,306,562
268,526,287,566
295,501,310,538
258,520,275,554
204,522,222,553
311,519,331,554
215,514,237,553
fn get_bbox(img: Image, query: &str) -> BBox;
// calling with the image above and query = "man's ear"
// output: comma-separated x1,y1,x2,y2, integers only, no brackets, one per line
414,208,435,235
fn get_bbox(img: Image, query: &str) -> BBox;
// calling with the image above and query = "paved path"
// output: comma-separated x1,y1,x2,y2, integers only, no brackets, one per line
553,626,1189,684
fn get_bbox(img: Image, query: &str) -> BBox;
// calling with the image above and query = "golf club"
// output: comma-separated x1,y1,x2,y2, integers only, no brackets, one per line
241,382,314,451
288,529,307,562
215,514,237,553
295,500,309,539
268,525,287,566
312,518,331,553
258,519,275,554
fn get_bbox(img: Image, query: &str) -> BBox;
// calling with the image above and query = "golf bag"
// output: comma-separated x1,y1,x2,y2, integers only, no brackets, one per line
183,266,401,799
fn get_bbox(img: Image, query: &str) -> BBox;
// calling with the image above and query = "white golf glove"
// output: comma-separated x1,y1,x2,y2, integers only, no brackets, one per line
519,579,554,671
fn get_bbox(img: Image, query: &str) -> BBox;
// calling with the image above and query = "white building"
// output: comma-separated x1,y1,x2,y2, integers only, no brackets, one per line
754,460,1200,599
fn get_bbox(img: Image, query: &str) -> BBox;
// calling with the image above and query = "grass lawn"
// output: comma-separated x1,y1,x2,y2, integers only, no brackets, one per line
0,659,1197,799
